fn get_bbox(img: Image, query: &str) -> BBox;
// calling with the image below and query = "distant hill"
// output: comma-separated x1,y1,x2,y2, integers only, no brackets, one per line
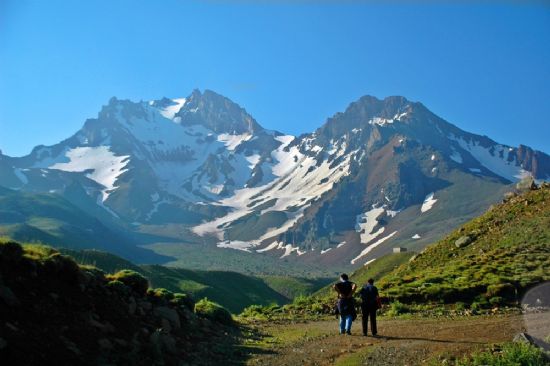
60,248,327,313
0,187,170,264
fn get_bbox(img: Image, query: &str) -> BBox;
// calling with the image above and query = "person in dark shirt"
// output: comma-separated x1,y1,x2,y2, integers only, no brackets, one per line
359,278,379,336
332,273,357,335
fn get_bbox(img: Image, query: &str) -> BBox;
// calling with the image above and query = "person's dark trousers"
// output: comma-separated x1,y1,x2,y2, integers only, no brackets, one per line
361,305,377,335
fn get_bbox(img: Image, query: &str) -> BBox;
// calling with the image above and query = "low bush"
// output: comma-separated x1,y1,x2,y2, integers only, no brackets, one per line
172,293,195,311
107,270,149,295
386,301,410,316
148,287,175,302
106,280,129,295
195,298,233,325
456,342,547,365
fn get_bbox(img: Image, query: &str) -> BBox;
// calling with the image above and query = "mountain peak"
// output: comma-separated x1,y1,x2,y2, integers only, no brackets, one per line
175,89,263,135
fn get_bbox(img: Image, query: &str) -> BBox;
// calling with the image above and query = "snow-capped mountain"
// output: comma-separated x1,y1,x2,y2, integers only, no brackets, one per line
2,90,549,268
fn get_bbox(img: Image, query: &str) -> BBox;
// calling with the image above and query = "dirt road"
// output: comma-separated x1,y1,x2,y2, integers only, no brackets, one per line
242,314,541,365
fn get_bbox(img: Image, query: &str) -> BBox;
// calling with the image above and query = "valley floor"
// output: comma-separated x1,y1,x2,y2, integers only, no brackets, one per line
240,314,547,366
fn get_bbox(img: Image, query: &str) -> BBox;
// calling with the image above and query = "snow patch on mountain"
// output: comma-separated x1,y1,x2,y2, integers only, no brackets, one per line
421,192,437,213
351,231,398,264
158,98,186,120
254,241,306,258
355,207,385,244
368,117,394,126
365,258,377,266
217,133,252,151
217,240,253,252
193,138,355,253
451,136,528,181
245,154,261,169
13,168,28,185
48,146,130,201
449,147,463,164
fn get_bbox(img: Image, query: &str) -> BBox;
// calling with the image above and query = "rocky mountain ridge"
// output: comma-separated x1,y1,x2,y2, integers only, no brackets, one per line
1,90,549,269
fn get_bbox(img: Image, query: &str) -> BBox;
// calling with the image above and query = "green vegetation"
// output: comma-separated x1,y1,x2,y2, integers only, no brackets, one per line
455,342,548,366
260,275,332,299
107,269,149,295
194,298,233,325
379,185,550,308
239,251,415,319
61,247,330,313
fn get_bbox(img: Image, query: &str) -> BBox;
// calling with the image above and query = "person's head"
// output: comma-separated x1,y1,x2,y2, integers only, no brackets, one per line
368,278,374,285
340,273,349,281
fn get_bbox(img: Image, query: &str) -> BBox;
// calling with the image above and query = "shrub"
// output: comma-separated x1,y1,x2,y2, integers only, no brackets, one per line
489,296,504,306
457,342,547,365
386,301,410,316
107,270,148,295
240,304,269,319
0,241,23,263
455,302,466,311
195,298,233,325
486,283,516,301
43,253,81,283
148,288,175,302
106,280,129,295
172,293,195,311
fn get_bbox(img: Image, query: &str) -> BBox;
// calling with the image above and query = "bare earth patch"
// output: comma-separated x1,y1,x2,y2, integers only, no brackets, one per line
243,314,535,366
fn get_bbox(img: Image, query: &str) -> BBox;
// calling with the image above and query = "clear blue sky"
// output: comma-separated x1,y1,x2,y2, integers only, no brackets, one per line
1,0,549,156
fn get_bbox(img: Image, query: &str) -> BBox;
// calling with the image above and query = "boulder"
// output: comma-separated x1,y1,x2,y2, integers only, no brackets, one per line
161,333,178,355
153,306,181,329
0,285,19,306
455,235,473,248
128,296,137,315
98,338,114,351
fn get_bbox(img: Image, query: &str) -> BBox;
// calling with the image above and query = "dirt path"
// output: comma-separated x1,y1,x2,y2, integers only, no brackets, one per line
242,314,536,366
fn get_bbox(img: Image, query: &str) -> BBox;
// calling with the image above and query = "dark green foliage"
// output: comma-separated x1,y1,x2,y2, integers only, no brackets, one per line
106,280,129,295
195,298,233,325
107,270,149,296
0,240,23,262
147,287,175,302
171,293,195,312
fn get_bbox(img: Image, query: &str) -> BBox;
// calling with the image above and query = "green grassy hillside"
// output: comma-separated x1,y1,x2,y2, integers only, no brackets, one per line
314,252,415,300
378,184,550,308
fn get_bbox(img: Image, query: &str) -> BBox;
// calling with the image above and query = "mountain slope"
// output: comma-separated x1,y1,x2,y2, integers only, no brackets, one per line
240,183,550,319
0,187,169,264
378,183,550,306
1,91,549,272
